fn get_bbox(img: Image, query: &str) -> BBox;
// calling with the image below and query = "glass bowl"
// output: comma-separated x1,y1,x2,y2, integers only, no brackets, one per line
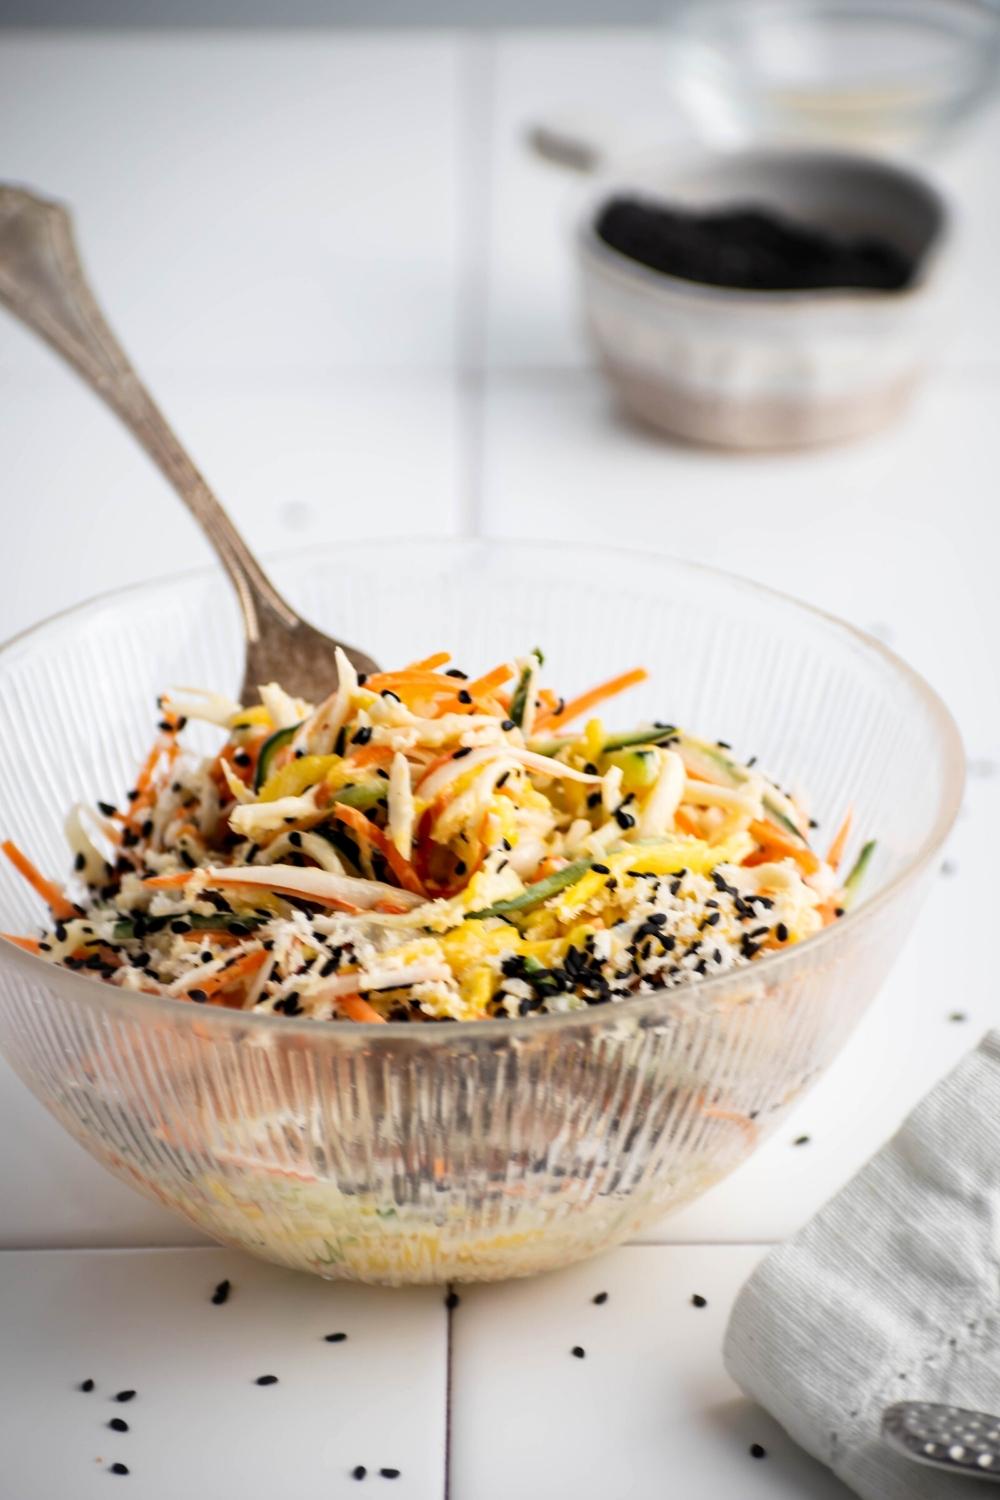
666,0,1000,156
0,541,962,1284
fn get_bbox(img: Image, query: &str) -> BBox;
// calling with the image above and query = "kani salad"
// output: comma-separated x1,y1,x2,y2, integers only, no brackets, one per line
1,648,873,1022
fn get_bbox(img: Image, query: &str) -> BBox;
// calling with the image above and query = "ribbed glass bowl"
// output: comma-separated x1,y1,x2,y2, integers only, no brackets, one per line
0,541,962,1284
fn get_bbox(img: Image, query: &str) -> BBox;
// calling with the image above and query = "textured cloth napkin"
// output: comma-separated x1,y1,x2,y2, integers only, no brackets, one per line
724,1030,1000,1499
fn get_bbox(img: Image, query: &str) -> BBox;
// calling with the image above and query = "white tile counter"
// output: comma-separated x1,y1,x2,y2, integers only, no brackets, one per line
1,27,997,1499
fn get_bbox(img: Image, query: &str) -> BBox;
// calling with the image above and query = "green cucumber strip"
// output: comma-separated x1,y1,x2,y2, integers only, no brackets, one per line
510,649,544,729
112,912,266,940
600,725,677,752
465,858,594,920
330,782,387,811
253,722,301,791
842,840,876,907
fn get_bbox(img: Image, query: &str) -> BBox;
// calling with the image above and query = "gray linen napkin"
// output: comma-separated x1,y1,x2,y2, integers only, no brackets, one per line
724,1029,1000,1499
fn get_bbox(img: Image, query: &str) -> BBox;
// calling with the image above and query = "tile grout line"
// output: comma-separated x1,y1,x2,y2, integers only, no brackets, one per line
454,33,496,541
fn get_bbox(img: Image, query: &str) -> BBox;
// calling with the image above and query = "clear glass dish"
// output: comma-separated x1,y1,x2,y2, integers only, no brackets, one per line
666,0,1000,155
0,541,963,1283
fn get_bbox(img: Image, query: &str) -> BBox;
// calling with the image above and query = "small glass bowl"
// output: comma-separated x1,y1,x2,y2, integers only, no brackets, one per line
666,0,1000,155
0,542,963,1283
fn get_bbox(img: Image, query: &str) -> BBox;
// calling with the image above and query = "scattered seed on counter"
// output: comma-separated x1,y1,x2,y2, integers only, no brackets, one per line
113,1391,136,1403
571,1346,586,1359
793,1135,811,1146
445,1291,460,1310
592,1291,608,1305
691,1294,707,1308
379,1468,401,1479
750,1443,767,1460
949,1012,967,1023
352,1466,367,1480
109,1463,129,1476
79,1379,95,1393
324,1332,348,1343
255,1375,279,1386
940,860,957,877
108,1419,129,1433
210,1279,231,1306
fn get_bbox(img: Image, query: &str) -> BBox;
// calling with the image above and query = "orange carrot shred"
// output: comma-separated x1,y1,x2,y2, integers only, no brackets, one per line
404,651,451,672
533,667,648,732
330,804,427,897
826,809,853,872
336,992,386,1024
1,933,42,954
1,839,76,920
748,819,821,876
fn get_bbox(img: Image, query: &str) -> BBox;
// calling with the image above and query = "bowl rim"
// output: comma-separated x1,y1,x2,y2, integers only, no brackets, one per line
0,536,965,1044
575,146,950,312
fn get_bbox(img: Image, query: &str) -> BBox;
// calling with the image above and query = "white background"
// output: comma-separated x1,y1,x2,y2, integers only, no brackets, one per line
1,29,997,1498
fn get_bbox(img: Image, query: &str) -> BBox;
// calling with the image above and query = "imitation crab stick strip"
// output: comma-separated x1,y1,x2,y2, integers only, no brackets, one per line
331,803,427,897
1,839,77,921
748,820,821,876
533,668,648,732
336,992,386,1024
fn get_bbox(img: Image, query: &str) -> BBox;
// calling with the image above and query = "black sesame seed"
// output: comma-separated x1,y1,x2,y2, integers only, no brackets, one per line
457,690,473,705
691,1294,707,1308
288,831,303,848
793,1135,810,1146
381,690,401,703
587,791,602,808
114,1390,136,1403
189,989,207,1003
352,1466,367,1480
750,1443,767,1460
775,922,789,943
255,1374,278,1386
211,1278,231,1305
571,1345,586,1359
445,1291,460,1310
501,718,516,731
170,919,192,934
109,1418,129,1433
80,1378,95,1392
357,673,368,686
110,1462,130,1475
233,751,251,768
716,740,731,750
97,800,117,817
452,746,472,760
74,851,86,872
949,1011,968,1023
324,1332,348,1343
591,863,610,875
379,1469,401,1480
158,719,173,733
592,1291,608,1305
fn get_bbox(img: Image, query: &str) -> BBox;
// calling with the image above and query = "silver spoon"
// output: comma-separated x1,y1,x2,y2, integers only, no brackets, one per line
883,1402,1000,1482
0,184,379,703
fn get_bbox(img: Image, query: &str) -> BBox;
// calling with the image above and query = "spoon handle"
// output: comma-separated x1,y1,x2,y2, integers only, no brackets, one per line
0,184,297,638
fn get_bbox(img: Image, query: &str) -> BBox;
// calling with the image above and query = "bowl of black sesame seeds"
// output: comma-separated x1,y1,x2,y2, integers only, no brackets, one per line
0,540,962,1282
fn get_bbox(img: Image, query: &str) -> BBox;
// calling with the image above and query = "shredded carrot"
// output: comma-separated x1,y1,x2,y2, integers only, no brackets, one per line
143,871,194,890
347,744,394,769
434,663,513,716
196,949,268,1002
404,651,451,672
673,808,700,837
533,667,648,733
748,819,821,876
1,839,76,920
1,933,42,954
336,992,386,1024
826,809,853,872
331,804,427,897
